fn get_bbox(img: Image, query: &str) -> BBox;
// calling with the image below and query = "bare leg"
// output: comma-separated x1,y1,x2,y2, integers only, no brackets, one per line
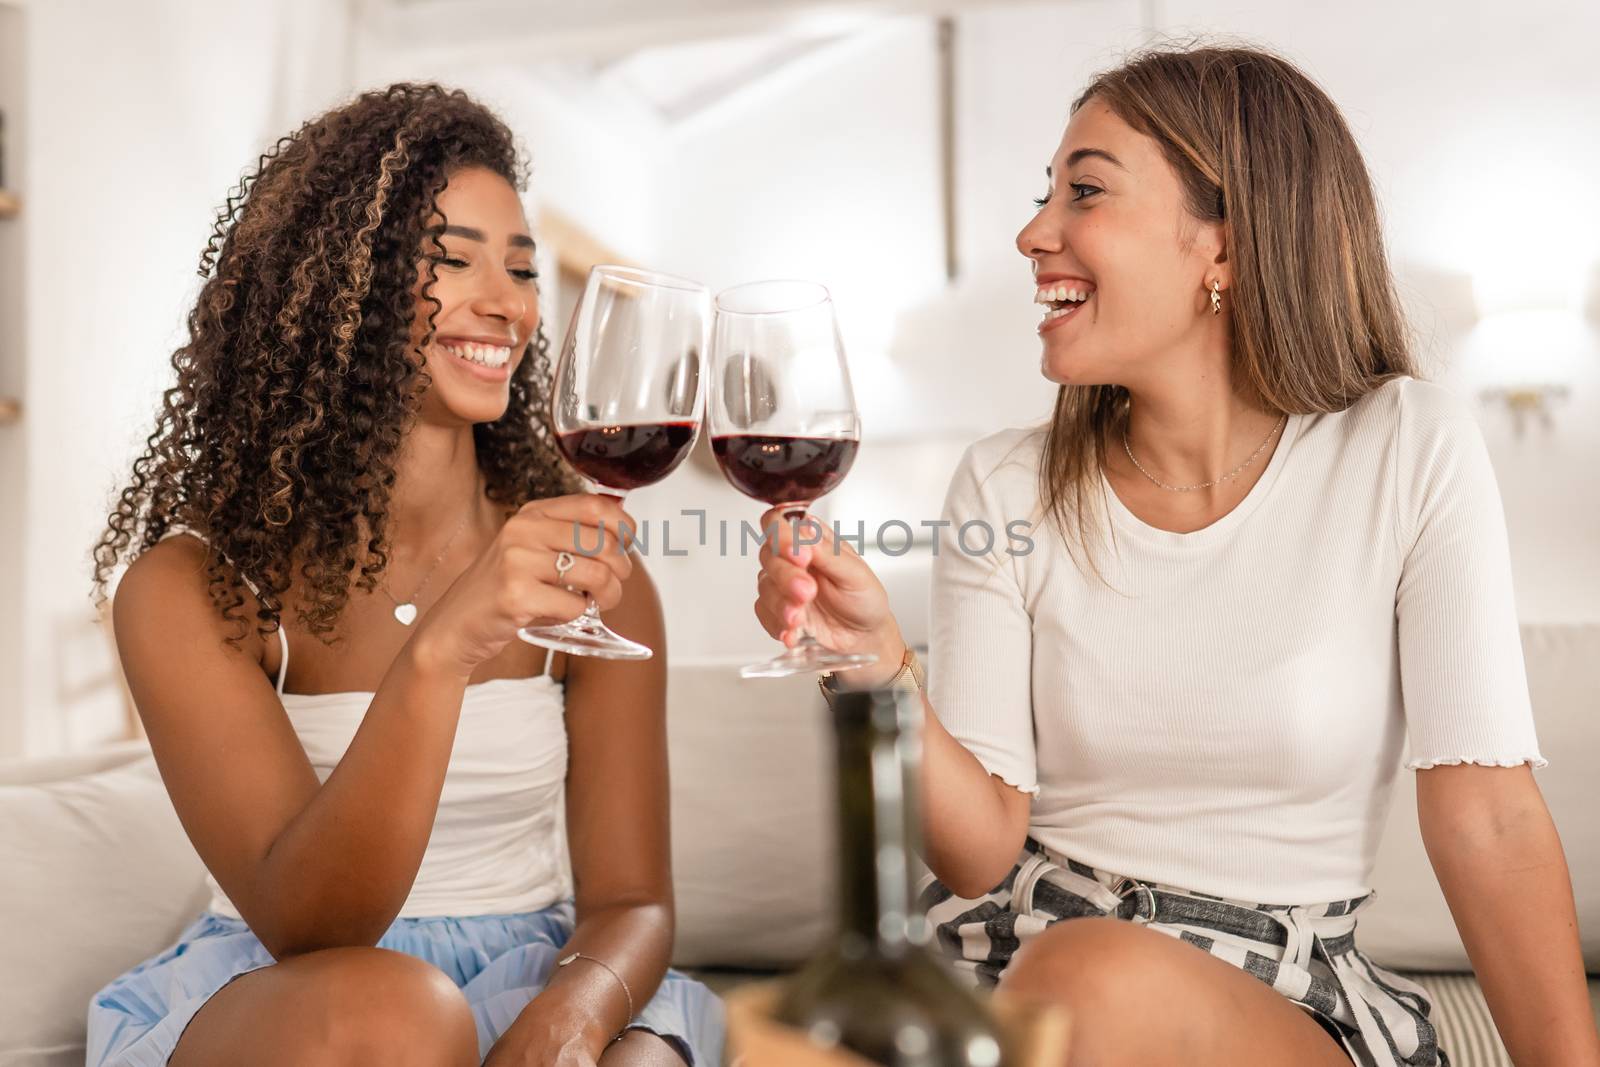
170,946,479,1067
998,917,1354,1067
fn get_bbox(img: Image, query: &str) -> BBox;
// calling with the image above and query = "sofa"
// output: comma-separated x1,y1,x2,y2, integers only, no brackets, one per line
3,623,1598,1066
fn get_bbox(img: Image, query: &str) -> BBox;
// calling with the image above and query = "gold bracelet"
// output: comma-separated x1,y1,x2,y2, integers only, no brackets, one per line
557,951,634,1040
818,645,925,706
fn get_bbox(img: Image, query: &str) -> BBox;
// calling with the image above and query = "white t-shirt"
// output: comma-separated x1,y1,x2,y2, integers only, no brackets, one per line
928,376,1545,905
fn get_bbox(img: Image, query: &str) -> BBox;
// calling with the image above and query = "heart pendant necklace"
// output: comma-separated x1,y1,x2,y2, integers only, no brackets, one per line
381,509,472,627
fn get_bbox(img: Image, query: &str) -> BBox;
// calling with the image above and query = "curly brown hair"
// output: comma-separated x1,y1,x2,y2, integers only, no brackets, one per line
91,82,578,645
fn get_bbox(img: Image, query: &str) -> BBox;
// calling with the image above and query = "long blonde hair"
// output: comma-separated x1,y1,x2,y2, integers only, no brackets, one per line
1040,44,1417,572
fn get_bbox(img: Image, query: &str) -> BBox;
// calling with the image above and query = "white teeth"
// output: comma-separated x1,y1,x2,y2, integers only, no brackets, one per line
442,342,511,369
1035,285,1093,305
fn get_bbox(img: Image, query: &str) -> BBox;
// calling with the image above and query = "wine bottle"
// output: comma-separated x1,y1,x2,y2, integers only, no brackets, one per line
775,687,1011,1066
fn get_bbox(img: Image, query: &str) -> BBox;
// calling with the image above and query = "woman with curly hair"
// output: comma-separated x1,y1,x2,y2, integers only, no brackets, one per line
85,83,722,1067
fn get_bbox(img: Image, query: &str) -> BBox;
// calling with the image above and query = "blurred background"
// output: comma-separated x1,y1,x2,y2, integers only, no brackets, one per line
0,0,1596,757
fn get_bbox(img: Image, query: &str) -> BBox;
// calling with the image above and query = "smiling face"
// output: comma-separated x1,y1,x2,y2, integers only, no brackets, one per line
409,165,542,425
1016,96,1229,388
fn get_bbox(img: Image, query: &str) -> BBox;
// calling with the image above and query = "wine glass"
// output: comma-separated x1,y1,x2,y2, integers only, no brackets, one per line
518,264,708,661
709,279,876,679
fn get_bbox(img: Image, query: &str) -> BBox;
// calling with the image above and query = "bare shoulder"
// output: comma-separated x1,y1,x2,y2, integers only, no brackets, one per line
114,533,253,638
115,531,205,597
112,534,270,722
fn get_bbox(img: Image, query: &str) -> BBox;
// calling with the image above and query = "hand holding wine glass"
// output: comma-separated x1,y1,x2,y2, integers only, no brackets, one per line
709,279,876,678
415,494,636,681
751,507,909,690
518,264,708,661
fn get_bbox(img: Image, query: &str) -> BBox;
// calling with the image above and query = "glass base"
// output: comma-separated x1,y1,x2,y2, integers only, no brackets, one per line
518,613,653,661
740,635,876,679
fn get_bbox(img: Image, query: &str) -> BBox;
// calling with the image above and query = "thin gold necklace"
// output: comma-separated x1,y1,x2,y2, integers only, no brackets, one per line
380,509,472,626
1123,414,1287,493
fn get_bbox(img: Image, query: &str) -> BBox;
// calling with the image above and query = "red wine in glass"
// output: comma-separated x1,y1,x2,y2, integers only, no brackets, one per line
559,422,699,492
709,279,875,679
711,434,859,508
518,265,709,661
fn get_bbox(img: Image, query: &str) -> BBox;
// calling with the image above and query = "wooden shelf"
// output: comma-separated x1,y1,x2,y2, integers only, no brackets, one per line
0,189,18,219
539,205,632,278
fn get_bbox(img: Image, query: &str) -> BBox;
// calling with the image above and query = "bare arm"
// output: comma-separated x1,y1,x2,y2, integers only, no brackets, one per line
115,537,469,958
753,512,1031,899
903,673,1033,897
1418,763,1600,1066
118,495,633,959
486,557,674,1065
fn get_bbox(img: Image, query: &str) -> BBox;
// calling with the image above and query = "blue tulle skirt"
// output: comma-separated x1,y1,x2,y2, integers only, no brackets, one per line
87,901,724,1066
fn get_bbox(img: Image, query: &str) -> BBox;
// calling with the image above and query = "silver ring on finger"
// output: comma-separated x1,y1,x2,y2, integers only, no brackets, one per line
554,551,576,579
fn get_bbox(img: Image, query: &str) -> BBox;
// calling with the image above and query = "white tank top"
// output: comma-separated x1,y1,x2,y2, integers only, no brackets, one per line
157,528,573,919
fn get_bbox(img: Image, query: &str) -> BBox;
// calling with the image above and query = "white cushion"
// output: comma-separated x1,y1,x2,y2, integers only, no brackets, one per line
0,744,210,1066
1363,623,1600,971
666,659,833,968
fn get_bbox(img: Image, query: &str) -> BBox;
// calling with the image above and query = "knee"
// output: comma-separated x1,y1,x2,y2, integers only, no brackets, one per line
290,947,478,1065
600,1030,690,1067
1000,917,1172,1022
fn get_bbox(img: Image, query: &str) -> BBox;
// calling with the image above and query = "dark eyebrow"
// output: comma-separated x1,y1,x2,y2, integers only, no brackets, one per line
1048,147,1127,175
442,224,535,249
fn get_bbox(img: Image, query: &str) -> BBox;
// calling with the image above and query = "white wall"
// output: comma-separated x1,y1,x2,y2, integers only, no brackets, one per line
4,0,350,756
353,55,669,277
0,1,27,758
641,19,956,659
891,0,1144,437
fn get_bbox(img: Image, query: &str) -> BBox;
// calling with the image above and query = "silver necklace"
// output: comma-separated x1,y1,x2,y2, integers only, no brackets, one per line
380,510,471,626
1122,414,1287,493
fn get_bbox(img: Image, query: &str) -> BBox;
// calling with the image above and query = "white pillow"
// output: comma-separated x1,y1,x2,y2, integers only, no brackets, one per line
1363,623,1600,971
0,747,209,1066
666,660,833,969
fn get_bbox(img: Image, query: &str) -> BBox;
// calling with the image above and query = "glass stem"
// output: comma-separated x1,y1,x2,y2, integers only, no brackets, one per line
583,488,627,623
782,506,818,649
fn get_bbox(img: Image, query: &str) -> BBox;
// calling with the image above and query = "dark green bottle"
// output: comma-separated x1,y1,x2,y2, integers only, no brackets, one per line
775,687,1010,1066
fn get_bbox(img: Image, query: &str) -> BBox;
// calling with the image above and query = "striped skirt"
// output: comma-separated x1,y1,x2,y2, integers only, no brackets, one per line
918,841,1445,1067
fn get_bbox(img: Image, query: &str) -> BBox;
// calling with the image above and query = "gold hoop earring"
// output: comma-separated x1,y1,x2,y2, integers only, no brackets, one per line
1209,280,1223,315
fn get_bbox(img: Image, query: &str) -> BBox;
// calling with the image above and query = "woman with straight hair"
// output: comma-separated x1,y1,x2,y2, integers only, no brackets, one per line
753,45,1600,1066
86,83,722,1067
